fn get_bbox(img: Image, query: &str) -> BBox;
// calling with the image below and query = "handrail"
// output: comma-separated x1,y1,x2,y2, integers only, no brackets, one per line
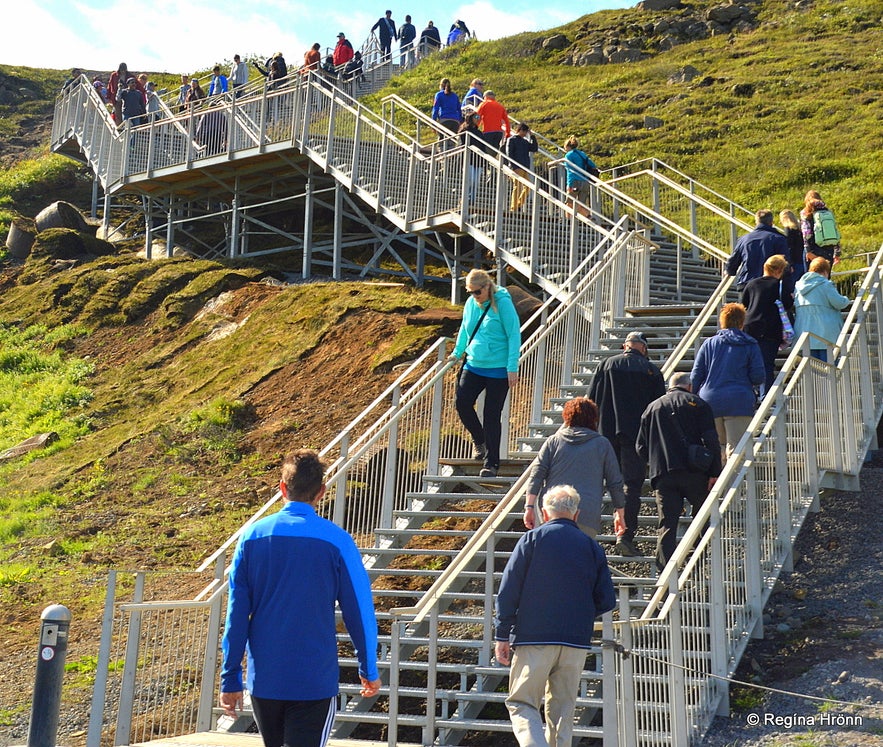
659,273,734,380
606,156,755,223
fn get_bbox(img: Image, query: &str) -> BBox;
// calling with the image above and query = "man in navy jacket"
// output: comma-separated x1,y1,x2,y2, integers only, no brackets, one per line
495,485,615,747
220,450,380,747
726,209,789,291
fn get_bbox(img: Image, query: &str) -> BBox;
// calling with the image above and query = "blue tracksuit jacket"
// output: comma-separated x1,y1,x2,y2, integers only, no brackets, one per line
220,501,379,699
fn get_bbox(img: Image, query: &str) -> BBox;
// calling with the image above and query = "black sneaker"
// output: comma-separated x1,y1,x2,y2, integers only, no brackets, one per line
614,538,641,557
472,442,487,461
479,466,497,478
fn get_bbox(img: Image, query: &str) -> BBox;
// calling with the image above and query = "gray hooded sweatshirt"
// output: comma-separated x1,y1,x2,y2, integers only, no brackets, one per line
527,426,626,533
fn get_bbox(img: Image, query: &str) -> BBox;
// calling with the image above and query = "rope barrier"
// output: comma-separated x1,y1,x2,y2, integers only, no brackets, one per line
600,638,883,714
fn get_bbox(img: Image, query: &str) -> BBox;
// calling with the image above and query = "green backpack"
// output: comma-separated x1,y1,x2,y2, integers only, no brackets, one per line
813,208,841,247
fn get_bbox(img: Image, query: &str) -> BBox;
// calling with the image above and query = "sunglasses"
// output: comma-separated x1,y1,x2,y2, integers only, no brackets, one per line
469,287,485,296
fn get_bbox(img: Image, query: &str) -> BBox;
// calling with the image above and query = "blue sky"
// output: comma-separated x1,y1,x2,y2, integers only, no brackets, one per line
10,0,631,75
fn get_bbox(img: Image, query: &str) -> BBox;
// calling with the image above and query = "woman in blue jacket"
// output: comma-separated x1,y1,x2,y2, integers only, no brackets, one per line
793,257,851,362
432,77,462,135
452,269,521,477
692,302,765,458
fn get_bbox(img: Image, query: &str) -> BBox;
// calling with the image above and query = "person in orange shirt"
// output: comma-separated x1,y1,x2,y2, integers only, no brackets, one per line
476,90,511,151
303,43,322,74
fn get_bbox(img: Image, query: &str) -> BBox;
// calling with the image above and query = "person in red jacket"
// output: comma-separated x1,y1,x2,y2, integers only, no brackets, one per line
476,90,510,151
333,32,354,67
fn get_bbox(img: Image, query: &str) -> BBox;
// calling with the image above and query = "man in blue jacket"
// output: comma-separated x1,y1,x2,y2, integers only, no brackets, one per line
220,449,380,747
726,209,789,291
495,485,615,747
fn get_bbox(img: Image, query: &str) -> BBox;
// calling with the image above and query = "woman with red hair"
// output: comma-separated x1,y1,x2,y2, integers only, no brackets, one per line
524,396,625,539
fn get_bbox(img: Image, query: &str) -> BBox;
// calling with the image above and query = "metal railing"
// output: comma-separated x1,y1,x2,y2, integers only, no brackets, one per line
610,242,883,745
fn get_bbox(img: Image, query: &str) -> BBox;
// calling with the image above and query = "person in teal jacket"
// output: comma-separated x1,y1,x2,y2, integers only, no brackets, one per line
793,257,851,362
452,268,521,477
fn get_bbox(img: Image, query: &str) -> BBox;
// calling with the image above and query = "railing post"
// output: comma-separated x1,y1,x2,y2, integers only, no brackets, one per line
115,572,146,745
427,348,447,471
332,433,350,526
379,385,402,530
351,115,363,187
303,162,314,279
617,586,636,746
708,501,730,715
197,557,226,730
481,532,496,666
87,572,118,747
531,308,549,425
601,612,619,747
744,468,764,638
423,608,439,746
773,405,793,573
333,182,343,279
376,120,390,208
530,173,542,286
667,574,688,744
388,615,403,747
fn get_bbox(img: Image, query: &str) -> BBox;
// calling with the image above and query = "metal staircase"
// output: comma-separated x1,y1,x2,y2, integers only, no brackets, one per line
54,58,883,747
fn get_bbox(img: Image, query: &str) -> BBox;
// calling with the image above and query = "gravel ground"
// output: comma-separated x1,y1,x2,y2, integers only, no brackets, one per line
699,457,883,746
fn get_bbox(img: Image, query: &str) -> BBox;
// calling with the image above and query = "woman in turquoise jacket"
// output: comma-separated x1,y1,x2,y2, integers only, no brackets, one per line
452,269,521,477
793,257,851,362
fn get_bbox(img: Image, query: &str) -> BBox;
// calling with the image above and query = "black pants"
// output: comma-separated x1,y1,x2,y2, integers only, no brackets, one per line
757,338,780,396
612,436,647,543
483,131,504,151
251,695,335,747
455,368,510,470
654,470,709,572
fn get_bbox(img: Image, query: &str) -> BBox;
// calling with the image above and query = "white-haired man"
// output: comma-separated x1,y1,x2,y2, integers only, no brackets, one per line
494,485,615,747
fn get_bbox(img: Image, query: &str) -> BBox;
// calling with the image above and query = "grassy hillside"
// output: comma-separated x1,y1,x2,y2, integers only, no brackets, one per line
376,0,883,253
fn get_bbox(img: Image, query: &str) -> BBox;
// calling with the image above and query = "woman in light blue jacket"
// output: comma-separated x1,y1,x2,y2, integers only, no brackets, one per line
793,257,851,362
452,269,521,477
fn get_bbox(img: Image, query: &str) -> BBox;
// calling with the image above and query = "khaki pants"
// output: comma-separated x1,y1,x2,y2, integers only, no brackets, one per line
506,644,587,747
714,415,752,460
510,168,529,211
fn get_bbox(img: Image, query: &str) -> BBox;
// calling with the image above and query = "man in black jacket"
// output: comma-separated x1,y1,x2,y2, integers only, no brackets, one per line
588,331,665,557
636,372,722,571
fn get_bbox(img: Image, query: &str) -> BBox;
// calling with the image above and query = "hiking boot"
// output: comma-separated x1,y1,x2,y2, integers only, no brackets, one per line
479,466,497,478
614,537,641,557
471,442,487,461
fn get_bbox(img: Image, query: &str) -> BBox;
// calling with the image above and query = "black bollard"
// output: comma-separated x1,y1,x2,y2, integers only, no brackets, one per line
27,604,71,747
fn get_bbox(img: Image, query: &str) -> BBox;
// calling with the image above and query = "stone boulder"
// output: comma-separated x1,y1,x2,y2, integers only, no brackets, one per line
637,0,682,9
542,34,570,51
5,220,36,259
706,3,755,25
644,116,665,129
668,65,702,84
29,228,116,261
35,201,90,233
606,47,644,63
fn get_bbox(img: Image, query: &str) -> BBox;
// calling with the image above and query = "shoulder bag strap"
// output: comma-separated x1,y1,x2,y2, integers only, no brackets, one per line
467,303,491,347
